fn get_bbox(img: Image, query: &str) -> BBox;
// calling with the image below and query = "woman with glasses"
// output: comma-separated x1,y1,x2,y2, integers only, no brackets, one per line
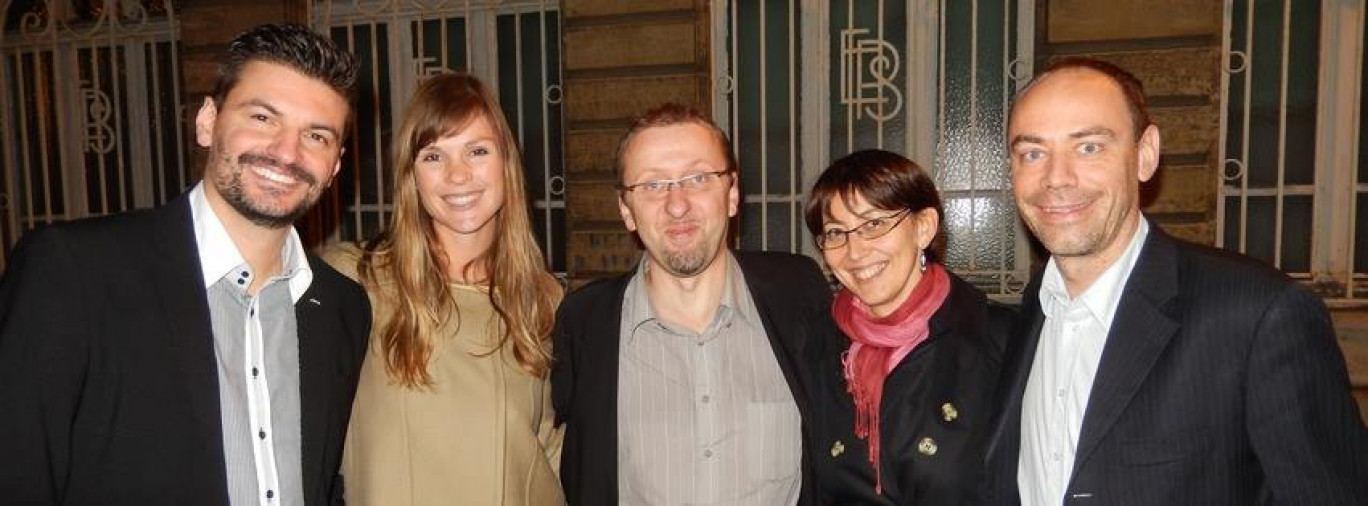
323,73,564,505
804,149,1013,504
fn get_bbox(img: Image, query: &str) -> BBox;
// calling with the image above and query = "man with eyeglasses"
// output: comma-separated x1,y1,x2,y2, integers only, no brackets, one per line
551,103,837,505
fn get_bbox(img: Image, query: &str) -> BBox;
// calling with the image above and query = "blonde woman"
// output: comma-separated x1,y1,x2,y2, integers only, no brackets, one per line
325,73,563,505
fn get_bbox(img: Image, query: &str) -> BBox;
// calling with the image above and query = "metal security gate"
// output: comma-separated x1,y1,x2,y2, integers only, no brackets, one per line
713,0,1033,298
312,0,565,275
0,0,184,270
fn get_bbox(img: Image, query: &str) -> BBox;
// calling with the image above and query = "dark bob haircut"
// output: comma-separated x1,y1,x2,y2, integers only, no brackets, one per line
804,149,945,263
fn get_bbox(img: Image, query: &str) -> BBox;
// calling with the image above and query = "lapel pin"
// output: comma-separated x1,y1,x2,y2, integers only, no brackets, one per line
941,402,959,422
308,298,321,306
830,440,845,457
917,437,938,456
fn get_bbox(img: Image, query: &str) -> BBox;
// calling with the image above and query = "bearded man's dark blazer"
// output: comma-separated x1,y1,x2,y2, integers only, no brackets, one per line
0,192,371,505
551,251,837,505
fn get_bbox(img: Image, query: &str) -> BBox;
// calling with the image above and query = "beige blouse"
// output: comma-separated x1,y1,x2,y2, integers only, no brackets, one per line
323,245,564,506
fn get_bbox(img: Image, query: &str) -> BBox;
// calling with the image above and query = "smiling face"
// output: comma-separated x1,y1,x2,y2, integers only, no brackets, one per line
414,113,507,254
195,60,349,229
821,192,937,317
617,122,739,279
1008,68,1160,276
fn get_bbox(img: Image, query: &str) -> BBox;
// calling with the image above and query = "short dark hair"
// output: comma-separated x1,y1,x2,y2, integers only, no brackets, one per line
614,103,737,183
804,149,946,263
211,24,359,114
1013,57,1153,140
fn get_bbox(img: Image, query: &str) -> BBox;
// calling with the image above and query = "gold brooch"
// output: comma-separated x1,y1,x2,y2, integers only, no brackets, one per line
830,440,845,457
917,437,938,456
941,402,959,422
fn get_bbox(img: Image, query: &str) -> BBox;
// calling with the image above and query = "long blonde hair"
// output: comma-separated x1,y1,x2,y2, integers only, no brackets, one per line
359,73,560,388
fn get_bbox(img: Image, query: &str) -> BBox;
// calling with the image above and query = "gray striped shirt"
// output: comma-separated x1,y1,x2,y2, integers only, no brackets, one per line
192,184,307,506
617,253,802,505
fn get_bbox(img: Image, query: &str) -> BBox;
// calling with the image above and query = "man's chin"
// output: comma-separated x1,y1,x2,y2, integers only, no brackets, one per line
232,200,309,229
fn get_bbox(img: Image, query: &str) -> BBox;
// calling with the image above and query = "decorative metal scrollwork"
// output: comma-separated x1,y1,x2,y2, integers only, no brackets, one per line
549,175,565,197
1222,158,1247,181
82,82,116,155
1226,50,1248,74
839,27,903,122
1003,271,1026,295
716,74,735,95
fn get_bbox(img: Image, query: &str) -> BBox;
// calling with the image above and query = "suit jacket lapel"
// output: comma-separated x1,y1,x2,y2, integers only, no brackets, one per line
1071,228,1181,474
149,195,228,487
735,254,810,415
294,280,331,503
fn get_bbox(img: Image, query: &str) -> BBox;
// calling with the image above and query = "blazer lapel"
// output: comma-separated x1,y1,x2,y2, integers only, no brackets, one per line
294,283,331,503
735,255,810,414
148,195,229,484
1071,228,1180,474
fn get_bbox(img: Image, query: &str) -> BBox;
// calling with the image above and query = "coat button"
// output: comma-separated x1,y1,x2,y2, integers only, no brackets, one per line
917,437,938,456
941,402,959,422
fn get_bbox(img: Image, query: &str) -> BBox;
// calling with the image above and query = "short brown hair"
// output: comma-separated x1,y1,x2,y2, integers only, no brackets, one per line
614,103,737,183
1014,57,1152,140
212,24,359,134
804,149,945,263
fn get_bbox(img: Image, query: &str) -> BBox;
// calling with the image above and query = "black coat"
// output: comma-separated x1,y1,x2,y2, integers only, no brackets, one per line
0,193,372,505
551,250,839,505
982,223,1368,504
814,271,1013,505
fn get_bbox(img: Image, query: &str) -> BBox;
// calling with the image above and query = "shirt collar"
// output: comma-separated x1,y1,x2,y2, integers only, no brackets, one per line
1039,218,1150,329
189,183,313,302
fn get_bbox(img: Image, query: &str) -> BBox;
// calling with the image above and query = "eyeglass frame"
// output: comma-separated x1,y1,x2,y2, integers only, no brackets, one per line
814,208,914,251
616,169,735,196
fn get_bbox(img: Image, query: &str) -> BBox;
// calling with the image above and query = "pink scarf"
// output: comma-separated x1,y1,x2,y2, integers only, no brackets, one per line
831,262,950,494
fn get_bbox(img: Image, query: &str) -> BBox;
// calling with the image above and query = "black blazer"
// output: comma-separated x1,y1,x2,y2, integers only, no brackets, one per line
815,272,1013,505
982,223,1368,505
0,193,371,505
550,251,837,505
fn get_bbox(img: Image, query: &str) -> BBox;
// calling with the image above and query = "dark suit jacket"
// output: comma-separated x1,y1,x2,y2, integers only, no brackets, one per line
0,193,372,505
815,272,1013,505
983,223,1368,505
551,251,837,505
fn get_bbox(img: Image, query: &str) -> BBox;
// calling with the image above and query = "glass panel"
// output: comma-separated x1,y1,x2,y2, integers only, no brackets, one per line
1225,0,1249,194
16,50,64,220
1355,194,1368,274
330,23,394,242
1244,0,1286,189
1237,0,1318,189
1281,195,1312,272
943,194,1015,272
148,40,188,203
497,10,564,272
1283,0,1319,186
740,201,797,253
1232,195,1278,267
413,17,468,73
937,0,1019,291
828,0,908,157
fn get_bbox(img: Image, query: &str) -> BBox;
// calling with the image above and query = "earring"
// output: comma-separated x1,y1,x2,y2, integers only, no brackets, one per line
919,249,927,272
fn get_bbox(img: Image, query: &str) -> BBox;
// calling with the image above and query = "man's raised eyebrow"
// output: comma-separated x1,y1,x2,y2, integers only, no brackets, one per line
1069,126,1116,140
1009,134,1046,150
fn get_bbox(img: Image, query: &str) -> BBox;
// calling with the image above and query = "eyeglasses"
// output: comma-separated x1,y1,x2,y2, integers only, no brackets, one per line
618,170,733,197
815,209,912,250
